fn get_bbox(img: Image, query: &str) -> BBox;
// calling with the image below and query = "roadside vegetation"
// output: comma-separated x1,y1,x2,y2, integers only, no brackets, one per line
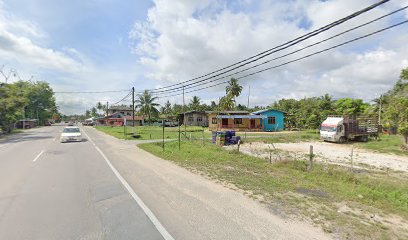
356,134,408,156
140,139,408,239
0,80,58,134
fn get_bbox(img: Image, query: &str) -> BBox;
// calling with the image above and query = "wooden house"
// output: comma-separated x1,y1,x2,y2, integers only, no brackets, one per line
180,111,209,127
252,109,285,131
208,111,265,131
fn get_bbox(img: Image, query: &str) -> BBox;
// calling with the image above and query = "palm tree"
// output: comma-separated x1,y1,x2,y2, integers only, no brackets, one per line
220,94,235,111
189,96,201,110
135,90,160,125
225,78,243,108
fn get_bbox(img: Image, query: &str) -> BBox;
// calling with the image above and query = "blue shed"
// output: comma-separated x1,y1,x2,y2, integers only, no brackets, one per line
252,109,285,131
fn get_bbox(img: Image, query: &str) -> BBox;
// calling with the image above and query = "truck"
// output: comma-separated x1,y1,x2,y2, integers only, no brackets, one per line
320,115,380,143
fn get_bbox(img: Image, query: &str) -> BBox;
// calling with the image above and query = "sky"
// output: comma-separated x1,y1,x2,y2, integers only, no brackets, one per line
0,0,407,115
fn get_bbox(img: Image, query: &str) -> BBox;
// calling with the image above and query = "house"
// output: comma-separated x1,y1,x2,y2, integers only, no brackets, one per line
252,109,285,131
99,112,144,126
180,111,210,127
107,105,133,116
16,119,37,129
208,111,265,131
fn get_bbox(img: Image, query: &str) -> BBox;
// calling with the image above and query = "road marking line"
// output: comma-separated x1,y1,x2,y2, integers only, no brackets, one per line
81,128,175,240
33,150,45,162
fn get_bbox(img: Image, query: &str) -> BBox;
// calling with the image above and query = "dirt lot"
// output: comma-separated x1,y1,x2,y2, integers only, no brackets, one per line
227,141,408,172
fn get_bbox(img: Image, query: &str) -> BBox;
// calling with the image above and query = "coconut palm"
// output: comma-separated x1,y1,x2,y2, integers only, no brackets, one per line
219,94,235,111
189,96,201,110
225,78,243,107
135,90,160,125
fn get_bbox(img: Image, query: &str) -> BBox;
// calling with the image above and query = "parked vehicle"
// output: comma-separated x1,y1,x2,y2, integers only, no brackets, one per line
60,126,82,143
320,115,379,143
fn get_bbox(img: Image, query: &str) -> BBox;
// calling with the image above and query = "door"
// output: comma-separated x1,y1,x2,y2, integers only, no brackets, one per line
250,119,255,129
222,119,228,128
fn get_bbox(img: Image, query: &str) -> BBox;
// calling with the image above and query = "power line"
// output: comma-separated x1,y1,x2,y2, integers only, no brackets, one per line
152,5,408,96
54,89,130,94
140,0,389,94
110,90,133,105
156,19,408,99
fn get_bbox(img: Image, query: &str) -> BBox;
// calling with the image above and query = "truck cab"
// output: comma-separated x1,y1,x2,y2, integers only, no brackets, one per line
320,117,346,143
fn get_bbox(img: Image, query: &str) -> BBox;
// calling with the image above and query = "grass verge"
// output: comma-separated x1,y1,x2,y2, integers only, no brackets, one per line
139,140,408,239
94,125,211,140
356,134,408,156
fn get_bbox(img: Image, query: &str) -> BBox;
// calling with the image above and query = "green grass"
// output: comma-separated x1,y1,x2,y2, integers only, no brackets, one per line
356,134,408,156
240,130,320,143
95,125,212,140
139,140,408,239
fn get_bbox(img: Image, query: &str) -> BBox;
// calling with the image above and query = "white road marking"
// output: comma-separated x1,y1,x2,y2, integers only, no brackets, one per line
33,150,45,162
81,128,175,240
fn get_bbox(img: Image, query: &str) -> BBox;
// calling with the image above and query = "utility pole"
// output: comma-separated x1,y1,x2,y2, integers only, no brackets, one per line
378,94,382,125
132,87,135,130
247,85,250,109
106,101,109,124
183,85,186,136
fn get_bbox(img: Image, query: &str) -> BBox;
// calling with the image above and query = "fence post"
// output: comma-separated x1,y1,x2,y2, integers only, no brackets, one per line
245,129,247,140
202,128,205,145
162,122,165,151
237,140,241,152
350,145,354,172
308,145,314,171
178,118,181,150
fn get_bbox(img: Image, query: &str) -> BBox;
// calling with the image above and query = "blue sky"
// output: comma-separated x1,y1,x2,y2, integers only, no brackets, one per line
0,0,407,114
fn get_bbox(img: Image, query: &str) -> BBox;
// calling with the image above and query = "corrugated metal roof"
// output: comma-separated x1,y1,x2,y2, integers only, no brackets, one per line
252,109,286,115
216,115,266,119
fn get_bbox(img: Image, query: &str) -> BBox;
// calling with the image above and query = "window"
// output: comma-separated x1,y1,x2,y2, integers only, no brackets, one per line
234,118,242,124
268,117,276,124
197,116,203,122
212,118,217,124
188,116,194,122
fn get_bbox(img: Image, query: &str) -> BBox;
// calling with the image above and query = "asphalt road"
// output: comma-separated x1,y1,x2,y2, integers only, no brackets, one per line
0,125,168,240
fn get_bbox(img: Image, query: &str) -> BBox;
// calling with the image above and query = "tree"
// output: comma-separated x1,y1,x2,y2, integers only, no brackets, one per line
0,83,26,133
135,90,160,125
189,96,201,110
96,102,104,114
219,95,235,111
91,107,97,117
399,122,408,145
334,98,368,116
85,110,91,118
225,78,243,107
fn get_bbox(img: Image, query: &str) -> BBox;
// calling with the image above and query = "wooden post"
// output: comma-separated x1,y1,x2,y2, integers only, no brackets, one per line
202,128,205,145
162,122,165,151
350,145,354,172
308,145,314,171
178,118,181,150
237,140,241,152
189,133,192,142
268,145,272,164
150,133,151,140
245,129,247,140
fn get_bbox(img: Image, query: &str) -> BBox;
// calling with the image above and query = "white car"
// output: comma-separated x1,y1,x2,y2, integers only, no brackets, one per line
60,126,82,143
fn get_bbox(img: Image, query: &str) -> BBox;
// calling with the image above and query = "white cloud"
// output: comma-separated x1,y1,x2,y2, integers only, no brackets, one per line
0,2,84,73
129,0,408,106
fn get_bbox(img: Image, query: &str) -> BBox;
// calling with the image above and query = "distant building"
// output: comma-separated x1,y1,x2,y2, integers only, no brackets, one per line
16,119,37,129
180,111,210,127
107,105,133,116
252,109,285,131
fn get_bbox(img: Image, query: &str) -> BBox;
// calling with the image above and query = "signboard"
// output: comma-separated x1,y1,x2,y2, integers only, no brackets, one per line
124,117,127,126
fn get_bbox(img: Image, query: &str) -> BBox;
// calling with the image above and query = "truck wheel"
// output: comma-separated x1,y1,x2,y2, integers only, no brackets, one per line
361,136,368,142
339,137,346,143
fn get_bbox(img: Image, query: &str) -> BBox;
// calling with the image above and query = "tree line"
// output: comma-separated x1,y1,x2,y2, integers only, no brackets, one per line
0,80,58,133
83,67,407,140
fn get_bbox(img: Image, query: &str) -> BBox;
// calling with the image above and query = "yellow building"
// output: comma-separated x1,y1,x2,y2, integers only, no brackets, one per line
208,111,264,132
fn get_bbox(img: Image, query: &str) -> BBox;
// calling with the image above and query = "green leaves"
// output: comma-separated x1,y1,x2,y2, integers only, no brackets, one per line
0,80,57,133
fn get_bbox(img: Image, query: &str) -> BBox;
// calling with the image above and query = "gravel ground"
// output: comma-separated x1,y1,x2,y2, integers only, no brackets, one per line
227,141,408,172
